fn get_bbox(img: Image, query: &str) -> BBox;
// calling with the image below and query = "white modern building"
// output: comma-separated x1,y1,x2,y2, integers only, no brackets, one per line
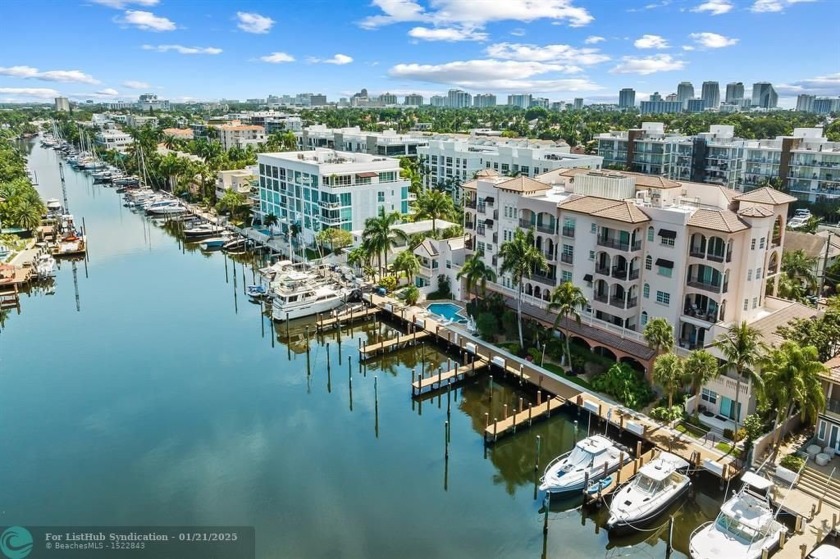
137,93,170,112
125,115,158,128
216,168,257,200
95,130,133,152
256,149,410,245
54,97,70,112
508,94,532,109
462,167,798,426
418,136,603,202
217,122,266,151
413,235,467,300
296,125,429,158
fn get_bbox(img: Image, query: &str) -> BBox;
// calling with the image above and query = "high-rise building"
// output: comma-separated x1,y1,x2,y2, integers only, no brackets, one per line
54,97,70,112
796,94,816,113
309,94,327,106
507,94,532,109
618,88,636,109
473,93,497,108
403,94,424,106
430,95,447,107
447,89,472,108
701,81,720,110
686,99,706,113
649,92,663,103
639,92,685,115
725,82,744,104
677,82,695,104
751,82,778,109
665,93,678,102
813,97,840,115
573,98,584,110
378,92,397,106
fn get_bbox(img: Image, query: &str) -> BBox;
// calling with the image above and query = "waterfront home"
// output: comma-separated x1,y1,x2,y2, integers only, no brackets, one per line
412,235,466,300
816,355,840,455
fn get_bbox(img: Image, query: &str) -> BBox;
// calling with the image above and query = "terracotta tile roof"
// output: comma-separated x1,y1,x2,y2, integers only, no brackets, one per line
461,179,478,190
751,298,820,347
475,169,500,178
497,176,551,193
560,195,624,214
553,168,682,189
713,185,738,202
734,187,797,205
687,208,749,233
592,200,651,223
737,205,774,218
822,355,840,383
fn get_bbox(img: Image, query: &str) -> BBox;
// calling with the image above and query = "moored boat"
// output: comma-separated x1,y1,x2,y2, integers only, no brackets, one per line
183,224,226,241
34,253,57,279
539,435,632,495
270,279,352,321
199,236,230,250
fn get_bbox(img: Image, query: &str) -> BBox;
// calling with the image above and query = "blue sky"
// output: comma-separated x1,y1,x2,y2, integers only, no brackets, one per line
0,0,837,108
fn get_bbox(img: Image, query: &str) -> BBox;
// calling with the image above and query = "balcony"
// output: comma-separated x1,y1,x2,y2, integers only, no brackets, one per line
561,227,575,238
465,238,474,250
686,280,723,294
536,223,556,235
531,273,557,287
560,253,573,264
593,295,638,309
595,266,610,277
544,250,555,261
477,204,486,214
682,308,718,323
319,200,341,209
519,218,534,229
596,237,642,251
611,268,640,281
465,220,475,230
826,398,840,416
465,200,476,209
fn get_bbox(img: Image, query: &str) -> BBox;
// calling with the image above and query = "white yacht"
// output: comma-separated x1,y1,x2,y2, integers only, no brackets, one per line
146,200,186,216
34,253,56,279
539,435,632,495
271,278,352,321
605,451,691,534
45,198,62,214
183,223,226,241
689,472,786,559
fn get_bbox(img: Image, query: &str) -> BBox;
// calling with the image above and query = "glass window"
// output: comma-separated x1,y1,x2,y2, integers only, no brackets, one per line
377,191,385,203
647,227,654,242
641,311,648,325
759,238,765,249
561,270,572,282
744,299,749,310
658,266,672,278
590,223,597,233
661,237,675,247
643,284,650,298
589,250,594,260
656,291,670,305
701,388,718,405
645,255,652,270
751,239,756,250
752,297,758,309
747,270,753,281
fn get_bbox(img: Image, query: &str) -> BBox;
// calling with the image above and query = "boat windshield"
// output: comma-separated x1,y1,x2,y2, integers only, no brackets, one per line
716,514,761,542
635,474,660,494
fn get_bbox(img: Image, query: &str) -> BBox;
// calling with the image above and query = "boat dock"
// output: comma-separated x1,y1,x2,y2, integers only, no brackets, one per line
360,329,430,358
583,447,669,505
316,306,380,331
412,358,489,395
483,395,568,443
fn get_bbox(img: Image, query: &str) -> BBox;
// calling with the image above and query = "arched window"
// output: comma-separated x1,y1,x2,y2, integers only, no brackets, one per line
641,311,648,326
647,227,654,242
645,255,652,270
643,283,650,299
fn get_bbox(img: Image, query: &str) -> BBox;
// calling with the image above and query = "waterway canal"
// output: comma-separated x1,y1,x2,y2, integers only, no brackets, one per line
0,142,725,558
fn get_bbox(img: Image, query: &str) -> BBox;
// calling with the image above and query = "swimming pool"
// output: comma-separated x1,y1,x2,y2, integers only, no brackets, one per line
426,302,468,323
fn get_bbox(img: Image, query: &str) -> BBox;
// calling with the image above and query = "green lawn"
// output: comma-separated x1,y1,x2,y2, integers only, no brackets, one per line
676,420,711,439
541,363,594,390
715,441,742,458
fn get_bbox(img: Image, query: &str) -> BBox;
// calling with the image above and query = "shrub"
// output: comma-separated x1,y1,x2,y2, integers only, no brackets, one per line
436,274,451,298
476,312,498,342
723,428,734,441
650,405,685,422
501,310,518,340
379,275,397,292
591,363,654,411
780,454,805,472
527,347,542,363
742,414,765,443
404,285,419,306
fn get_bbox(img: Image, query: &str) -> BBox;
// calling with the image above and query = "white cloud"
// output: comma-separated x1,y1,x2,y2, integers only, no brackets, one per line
361,0,593,29
0,65,99,84
408,26,487,41
309,54,354,65
776,72,840,96
750,0,816,12
91,0,158,7
610,54,685,74
259,52,295,63
92,88,121,97
510,28,526,37
142,44,223,55
485,42,609,66
388,59,602,92
122,80,150,89
691,0,734,14
235,11,274,34
584,35,606,44
634,34,670,49
119,10,176,31
0,87,61,99
689,32,738,48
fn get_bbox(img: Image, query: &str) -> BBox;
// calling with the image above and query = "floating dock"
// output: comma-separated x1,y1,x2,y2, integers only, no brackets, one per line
412,358,489,395
316,306,380,331
360,330,430,358
483,396,567,443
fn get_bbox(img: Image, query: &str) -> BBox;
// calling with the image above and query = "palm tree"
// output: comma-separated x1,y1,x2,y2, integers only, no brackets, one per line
548,281,588,367
289,223,302,260
782,249,817,293
712,321,767,433
392,249,420,284
361,209,406,277
413,188,454,236
263,213,278,239
652,353,686,409
684,349,719,417
499,228,547,348
762,341,826,455
456,251,496,300
643,317,675,356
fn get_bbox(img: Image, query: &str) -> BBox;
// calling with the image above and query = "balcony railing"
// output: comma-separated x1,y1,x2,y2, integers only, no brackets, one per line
465,221,475,230
595,266,610,277
593,295,638,309
683,308,718,323
531,273,557,287
477,204,486,214
519,218,534,229
826,399,840,416
544,250,555,261
689,249,730,263
465,238,474,250
465,200,476,209
686,280,723,293
537,223,556,235
562,227,575,238
597,237,642,251
560,253,573,264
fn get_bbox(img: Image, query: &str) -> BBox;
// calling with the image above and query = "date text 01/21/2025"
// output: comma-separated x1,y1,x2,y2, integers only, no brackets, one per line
18,526,255,558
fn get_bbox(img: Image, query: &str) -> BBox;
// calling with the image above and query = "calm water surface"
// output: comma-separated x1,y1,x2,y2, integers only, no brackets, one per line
0,143,724,558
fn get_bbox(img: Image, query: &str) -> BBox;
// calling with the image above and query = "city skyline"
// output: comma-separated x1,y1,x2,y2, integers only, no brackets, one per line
0,0,837,108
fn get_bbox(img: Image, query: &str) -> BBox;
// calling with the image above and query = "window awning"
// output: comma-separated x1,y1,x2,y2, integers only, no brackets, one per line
655,258,674,268
658,228,677,239
484,218,494,226
485,197,495,204
356,171,378,178
583,274,593,282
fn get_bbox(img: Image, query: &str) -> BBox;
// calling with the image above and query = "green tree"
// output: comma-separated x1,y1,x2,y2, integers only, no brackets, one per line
392,249,420,283
643,317,675,356
684,349,719,417
315,227,353,254
781,249,817,293
456,250,496,300
652,353,686,409
263,213,278,239
216,189,250,223
761,341,826,456
548,281,588,368
712,321,767,433
361,209,406,277
413,188,454,236
499,228,547,348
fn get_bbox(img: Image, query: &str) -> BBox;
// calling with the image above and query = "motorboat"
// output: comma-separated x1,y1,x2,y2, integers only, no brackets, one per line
146,200,187,216
586,476,614,495
539,435,632,495
45,199,62,214
34,253,56,279
199,236,231,250
246,284,268,301
183,223,227,241
689,472,786,559
605,451,691,534
222,237,249,252
271,279,352,321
